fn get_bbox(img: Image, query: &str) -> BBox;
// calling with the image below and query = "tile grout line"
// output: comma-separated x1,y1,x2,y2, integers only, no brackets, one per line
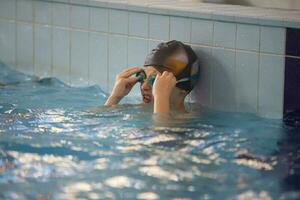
234,22,237,112
147,13,151,52
14,0,18,70
32,0,35,75
107,8,111,93
50,1,54,77
257,25,262,115
168,15,170,41
126,10,129,69
88,5,91,86
210,20,215,108
188,17,192,44
68,4,72,85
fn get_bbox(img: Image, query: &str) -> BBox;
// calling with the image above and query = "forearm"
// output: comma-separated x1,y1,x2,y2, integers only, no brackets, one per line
104,95,122,106
152,96,172,126
154,96,170,114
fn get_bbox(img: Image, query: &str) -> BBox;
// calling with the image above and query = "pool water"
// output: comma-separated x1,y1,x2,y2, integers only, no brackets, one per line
0,63,299,199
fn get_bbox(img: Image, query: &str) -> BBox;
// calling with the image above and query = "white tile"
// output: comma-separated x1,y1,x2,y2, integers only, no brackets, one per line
128,38,148,67
34,1,52,24
236,51,259,113
170,17,191,43
260,27,286,55
0,20,16,67
109,9,128,34
34,25,52,77
191,19,213,46
0,0,16,19
53,3,70,27
53,27,70,84
129,12,148,38
213,22,236,49
70,30,89,86
258,54,284,118
89,32,108,92
70,5,89,29
90,7,109,32
211,48,236,112
236,24,260,51
17,0,33,22
17,22,33,74
190,46,212,107
108,35,127,91
149,14,169,41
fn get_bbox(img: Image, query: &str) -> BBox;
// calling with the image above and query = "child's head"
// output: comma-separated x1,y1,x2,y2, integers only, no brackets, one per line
139,40,200,104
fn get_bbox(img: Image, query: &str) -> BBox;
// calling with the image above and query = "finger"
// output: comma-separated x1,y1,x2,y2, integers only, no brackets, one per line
121,67,142,76
122,66,141,73
119,67,143,78
172,77,176,84
167,71,174,77
127,76,140,84
161,71,169,77
155,72,161,80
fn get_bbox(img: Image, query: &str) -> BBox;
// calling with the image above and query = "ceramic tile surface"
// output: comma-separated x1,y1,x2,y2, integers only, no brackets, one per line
149,14,169,40
0,0,16,19
70,30,89,86
34,25,52,77
129,12,148,37
258,54,284,118
0,20,16,67
17,22,33,74
53,27,70,84
191,19,213,46
213,22,236,49
89,32,108,92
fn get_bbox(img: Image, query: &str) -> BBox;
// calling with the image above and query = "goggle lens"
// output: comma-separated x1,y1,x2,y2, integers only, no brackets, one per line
135,71,146,82
135,71,156,86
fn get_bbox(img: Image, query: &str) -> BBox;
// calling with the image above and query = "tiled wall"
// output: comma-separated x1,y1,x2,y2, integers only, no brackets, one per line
0,0,287,118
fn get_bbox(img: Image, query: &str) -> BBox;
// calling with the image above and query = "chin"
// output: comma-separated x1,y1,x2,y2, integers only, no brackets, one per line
142,94,152,104
143,98,152,104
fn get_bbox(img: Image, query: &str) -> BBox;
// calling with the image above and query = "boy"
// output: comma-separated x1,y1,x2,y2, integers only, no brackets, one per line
105,40,200,116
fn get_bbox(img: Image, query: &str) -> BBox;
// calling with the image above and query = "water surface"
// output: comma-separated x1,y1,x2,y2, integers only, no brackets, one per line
0,64,299,199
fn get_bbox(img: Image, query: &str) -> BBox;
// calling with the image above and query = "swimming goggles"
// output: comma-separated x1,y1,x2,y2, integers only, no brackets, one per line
135,70,196,86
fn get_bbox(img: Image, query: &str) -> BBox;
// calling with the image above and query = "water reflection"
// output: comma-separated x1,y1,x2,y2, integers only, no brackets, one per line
277,125,300,199
1,64,300,199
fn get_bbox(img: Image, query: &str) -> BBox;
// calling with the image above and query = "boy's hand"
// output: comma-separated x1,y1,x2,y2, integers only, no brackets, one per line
152,71,176,113
105,67,142,105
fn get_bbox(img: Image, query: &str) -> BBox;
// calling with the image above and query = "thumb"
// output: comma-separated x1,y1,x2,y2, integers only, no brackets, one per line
127,76,140,84
156,72,161,79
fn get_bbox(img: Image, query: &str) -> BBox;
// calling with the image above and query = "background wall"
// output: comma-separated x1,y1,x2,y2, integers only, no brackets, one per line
0,0,288,119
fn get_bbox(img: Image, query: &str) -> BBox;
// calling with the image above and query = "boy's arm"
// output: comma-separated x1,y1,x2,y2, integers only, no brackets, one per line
154,95,169,114
104,67,142,106
105,95,122,106
152,71,176,114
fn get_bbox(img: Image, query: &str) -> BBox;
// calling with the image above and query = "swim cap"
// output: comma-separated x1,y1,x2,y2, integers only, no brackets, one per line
144,40,200,92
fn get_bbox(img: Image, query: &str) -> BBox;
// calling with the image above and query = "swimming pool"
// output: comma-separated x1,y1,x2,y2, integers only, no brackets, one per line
1,64,299,199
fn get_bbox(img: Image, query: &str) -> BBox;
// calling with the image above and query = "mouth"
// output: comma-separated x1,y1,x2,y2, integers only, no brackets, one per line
142,94,152,103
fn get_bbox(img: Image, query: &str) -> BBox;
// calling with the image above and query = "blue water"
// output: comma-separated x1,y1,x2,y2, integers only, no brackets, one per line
0,64,299,199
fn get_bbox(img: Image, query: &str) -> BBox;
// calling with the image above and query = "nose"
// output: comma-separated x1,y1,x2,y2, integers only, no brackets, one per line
141,81,152,91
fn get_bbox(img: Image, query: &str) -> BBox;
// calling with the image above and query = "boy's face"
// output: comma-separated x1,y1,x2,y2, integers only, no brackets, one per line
139,66,160,104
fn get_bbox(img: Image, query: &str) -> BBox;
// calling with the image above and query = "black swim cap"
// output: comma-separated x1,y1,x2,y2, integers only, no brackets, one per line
144,40,200,92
